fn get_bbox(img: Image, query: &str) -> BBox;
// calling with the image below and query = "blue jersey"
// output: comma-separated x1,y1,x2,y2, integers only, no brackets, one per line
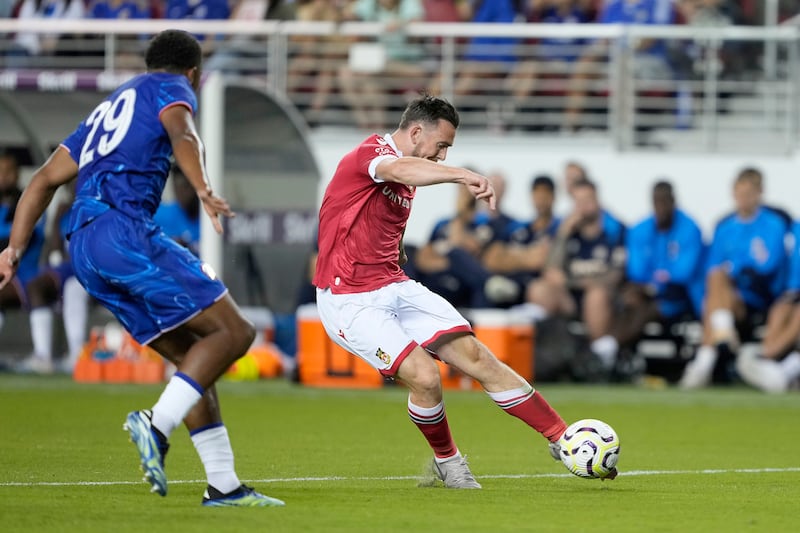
600,0,674,59
89,1,150,19
563,216,626,283
429,211,517,253
707,207,788,309
154,201,200,255
537,7,591,62
785,222,800,293
1,190,45,284
502,216,560,246
473,210,519,249
464,0,519,62
61,72,197,236
166,0,230,20
627,209,705,317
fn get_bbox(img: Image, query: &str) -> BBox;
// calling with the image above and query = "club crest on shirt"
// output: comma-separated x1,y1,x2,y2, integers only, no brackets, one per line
375,348,391,365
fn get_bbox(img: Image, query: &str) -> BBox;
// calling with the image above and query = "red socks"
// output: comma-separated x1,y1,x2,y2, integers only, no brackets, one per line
408,400,457,459
489,387,567,442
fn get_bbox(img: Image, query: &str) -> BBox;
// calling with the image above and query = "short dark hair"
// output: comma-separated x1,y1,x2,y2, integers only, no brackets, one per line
398,94,460,130
736,167,763,189
531,174,555,192
145,30,202,73
653,180,673,196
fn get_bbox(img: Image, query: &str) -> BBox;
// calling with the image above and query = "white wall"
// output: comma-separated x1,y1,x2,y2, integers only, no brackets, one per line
309,130,800,246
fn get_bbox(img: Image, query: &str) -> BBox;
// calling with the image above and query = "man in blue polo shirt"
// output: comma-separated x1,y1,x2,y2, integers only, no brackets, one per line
680,168,789,388
609,180,705,355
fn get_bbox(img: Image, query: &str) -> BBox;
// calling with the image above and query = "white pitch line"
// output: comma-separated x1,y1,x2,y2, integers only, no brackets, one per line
1,467,799,487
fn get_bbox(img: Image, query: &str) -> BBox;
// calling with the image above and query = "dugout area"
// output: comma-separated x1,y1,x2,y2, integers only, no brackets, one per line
0,75,319,356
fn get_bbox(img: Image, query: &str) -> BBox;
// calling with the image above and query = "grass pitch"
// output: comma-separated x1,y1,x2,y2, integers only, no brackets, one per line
1,376,798,532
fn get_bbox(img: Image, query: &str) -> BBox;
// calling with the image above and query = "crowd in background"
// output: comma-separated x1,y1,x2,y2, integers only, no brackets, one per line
2,1,800,131
3,2,800,393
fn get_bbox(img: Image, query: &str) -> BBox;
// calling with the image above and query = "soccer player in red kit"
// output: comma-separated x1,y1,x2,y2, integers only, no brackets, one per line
314,95,592,488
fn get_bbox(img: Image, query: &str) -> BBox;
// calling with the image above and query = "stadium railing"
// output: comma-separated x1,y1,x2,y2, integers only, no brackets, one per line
0,19,798,153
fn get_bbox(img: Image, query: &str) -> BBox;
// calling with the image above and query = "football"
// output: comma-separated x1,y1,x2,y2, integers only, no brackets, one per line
558,419,620,479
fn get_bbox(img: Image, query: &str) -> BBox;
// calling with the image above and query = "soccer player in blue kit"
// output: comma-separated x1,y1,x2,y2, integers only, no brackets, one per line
0,30,284,507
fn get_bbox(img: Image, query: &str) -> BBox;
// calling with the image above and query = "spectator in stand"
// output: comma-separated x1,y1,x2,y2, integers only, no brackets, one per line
338,0,428,130
0,151,46,346
166,0,232,55
560,160,624,240
17,181,89,375
527,179,626,371
503,0,593,129
411,182,520,308
737,220,800,393
483,174,559,308
430,0,521,128
1,0,16,17
422,0,469,22
679,168,790,389
608,181,705,357
88,0,151,19
473,170,519,253
6,0,85,67
288,0,351,126
563,0,676,132
87,1,153,70
166,0,230,20
204,1,280,74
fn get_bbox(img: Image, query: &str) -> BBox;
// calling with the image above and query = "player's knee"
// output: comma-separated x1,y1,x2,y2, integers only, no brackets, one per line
398,355,441,394
227,316,256,356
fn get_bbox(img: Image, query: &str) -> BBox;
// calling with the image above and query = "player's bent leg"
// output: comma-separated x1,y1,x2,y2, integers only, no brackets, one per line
433,333,521,393
436,334,567,447
396,347,444,407
148,326,283,506
177,294,256,388
396,348,480,489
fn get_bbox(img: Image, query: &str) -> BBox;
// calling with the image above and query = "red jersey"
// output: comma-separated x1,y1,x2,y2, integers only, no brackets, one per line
314,134,414,294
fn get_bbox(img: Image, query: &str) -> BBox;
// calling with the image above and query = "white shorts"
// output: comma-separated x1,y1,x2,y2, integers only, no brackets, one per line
316,280,472,376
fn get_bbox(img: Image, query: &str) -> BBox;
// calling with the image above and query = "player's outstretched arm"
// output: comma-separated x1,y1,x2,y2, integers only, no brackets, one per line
161,105,234,234
0,147,77,289
376,157,496,210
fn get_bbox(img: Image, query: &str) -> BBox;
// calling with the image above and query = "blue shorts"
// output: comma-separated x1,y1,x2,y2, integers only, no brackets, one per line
68,209,227,344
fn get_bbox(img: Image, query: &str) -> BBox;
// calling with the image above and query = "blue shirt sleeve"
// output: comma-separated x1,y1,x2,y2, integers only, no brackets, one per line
625,220,651,283
428,218,450,243
787,222,800,292
60,122,88,164
706,218,730,273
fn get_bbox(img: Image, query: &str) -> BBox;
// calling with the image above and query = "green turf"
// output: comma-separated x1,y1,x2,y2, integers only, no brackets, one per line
1,376,799,532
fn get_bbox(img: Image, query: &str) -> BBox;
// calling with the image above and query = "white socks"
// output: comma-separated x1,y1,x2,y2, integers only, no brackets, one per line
781,351,800,381
710,310,734,335
591,335,619,370
151,373,203,438
29,307,54,362
191,424,241,493
694,345,717,371
63,277,89,365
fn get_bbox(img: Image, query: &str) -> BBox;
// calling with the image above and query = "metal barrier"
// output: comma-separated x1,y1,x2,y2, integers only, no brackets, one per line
0,19,798,153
